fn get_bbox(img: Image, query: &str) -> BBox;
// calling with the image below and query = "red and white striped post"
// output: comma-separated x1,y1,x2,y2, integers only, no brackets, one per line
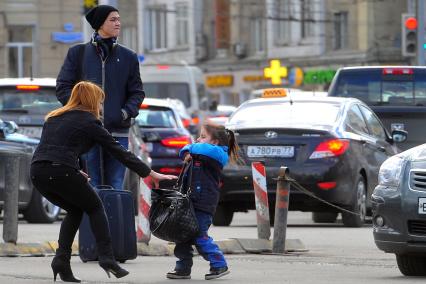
251,162,271,240
137,176,152,244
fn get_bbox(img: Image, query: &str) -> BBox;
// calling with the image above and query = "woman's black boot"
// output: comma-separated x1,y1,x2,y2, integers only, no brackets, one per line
51,249,81,282
98,257,129,279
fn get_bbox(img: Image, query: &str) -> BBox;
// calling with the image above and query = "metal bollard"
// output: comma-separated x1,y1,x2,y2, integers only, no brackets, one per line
251,162,271,240
272,166,290,254
2,153,20,244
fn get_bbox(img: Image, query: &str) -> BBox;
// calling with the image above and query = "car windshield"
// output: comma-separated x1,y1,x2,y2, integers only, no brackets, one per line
331,69,426,106
143,83,191,107
0,87,60,114
136,108,178,128
229,101,340,127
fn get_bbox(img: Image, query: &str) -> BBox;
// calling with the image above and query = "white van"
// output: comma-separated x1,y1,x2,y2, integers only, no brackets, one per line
139,63,207,119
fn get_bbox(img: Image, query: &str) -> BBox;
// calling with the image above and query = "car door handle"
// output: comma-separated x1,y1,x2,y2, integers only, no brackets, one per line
378,146,386,152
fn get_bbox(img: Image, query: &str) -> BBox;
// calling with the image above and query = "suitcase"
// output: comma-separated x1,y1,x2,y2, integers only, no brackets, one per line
78,185,137,263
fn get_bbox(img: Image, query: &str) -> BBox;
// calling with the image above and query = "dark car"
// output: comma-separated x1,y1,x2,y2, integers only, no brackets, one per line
372,143,426,276
0,119,61,223
0,78,60,139
133,98,193,183
328,66,426,151
217,90,406,227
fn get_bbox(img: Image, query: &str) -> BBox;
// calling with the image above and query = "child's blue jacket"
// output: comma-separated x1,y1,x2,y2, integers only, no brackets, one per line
179,143,229,214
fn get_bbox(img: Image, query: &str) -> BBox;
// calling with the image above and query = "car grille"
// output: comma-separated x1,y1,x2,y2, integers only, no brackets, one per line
408,220,426,235
409,170,426,191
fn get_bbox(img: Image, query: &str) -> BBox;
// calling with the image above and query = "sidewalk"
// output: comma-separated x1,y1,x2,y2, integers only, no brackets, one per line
0,214,307,257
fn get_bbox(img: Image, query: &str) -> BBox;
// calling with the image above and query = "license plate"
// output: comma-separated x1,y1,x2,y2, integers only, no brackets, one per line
247,145,294,158
419,197,426,214
17,127,42,138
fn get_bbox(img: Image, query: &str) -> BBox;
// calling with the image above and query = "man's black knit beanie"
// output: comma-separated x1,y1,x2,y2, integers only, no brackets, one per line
85,5,118,30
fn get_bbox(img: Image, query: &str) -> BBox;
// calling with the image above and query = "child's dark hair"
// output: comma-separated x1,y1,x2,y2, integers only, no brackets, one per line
202,121,240,164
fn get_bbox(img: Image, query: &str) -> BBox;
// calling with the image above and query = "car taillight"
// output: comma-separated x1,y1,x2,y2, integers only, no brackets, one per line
309,139,349,159
160,136,191,148
16,85,40,90
317,181,337,190
382,68,413,75
182,118,191,128
159,167,182,174
192,116,200,125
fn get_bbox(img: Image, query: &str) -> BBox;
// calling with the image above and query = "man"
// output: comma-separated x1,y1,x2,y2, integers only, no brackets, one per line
56,5,144,189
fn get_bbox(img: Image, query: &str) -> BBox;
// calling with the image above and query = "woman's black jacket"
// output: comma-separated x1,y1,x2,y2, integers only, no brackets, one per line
31,110,151,178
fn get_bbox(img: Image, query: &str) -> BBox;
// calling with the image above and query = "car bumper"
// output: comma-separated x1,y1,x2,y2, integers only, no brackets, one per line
221,161,355,211
372,185,426,254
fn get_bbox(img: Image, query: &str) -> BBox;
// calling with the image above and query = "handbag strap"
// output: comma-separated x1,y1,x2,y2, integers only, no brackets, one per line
174,160,193,195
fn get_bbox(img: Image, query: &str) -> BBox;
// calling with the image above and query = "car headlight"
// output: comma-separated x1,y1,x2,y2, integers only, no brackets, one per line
378,156,406,188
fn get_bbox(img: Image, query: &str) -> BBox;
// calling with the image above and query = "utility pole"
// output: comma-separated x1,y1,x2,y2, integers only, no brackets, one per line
417,0,425,65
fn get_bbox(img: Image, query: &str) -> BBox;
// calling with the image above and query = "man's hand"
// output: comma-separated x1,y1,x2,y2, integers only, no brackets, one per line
79,170,90,181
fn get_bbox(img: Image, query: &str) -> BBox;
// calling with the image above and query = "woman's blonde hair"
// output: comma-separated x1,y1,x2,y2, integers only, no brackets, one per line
45,81,105,120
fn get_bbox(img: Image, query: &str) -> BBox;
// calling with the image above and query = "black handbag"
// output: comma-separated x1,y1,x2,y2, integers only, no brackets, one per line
149,161,199,243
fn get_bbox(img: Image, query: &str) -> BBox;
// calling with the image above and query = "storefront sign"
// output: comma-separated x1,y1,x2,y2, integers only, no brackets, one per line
206,75,234,88
243,75,269,82
264,60,288,85
303,69,336,85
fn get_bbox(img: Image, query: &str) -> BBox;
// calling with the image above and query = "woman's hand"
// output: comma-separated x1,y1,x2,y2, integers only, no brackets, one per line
149,170,178,188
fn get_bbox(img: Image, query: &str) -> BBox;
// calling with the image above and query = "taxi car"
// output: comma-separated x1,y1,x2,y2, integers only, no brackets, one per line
216,88,407,227
372,143,426,276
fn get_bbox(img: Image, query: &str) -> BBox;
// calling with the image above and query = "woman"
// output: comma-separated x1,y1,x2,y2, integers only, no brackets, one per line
30,81,176,282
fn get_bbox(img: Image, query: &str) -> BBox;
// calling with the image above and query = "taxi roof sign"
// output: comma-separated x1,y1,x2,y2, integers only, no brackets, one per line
261,88,287,98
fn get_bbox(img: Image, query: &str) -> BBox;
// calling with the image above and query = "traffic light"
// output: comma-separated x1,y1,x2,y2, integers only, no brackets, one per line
402,13,417,57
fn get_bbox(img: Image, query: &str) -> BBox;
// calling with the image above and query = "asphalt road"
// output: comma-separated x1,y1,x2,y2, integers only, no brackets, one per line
0,211,424,283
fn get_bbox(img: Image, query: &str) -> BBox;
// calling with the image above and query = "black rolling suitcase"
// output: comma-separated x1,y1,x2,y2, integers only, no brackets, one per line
78,185,137,263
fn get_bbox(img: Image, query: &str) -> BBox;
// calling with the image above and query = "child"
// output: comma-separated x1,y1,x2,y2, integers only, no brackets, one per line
166,121,239,280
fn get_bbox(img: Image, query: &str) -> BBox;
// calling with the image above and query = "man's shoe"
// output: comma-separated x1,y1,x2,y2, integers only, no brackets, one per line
205,266,230,280
166,270,191,279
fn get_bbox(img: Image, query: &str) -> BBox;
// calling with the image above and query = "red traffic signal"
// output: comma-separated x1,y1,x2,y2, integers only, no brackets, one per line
405,17,418,30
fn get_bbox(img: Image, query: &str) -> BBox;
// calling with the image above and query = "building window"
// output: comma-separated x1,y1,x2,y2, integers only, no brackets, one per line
7,26,34,77
301,0,314,39
175,2,189,47
273,0,291,45
121,26,137,51
145,6,167,51
333,11,348,50
250,17,264,53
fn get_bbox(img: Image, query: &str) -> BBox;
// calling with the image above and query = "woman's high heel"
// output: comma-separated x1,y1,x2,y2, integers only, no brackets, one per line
51,256,81,283
99,259,129,279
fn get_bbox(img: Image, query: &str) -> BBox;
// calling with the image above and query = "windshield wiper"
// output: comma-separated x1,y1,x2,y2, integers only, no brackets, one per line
1,109,29,113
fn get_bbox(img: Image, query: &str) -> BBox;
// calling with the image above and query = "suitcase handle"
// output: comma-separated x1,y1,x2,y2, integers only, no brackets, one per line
94,185,114,190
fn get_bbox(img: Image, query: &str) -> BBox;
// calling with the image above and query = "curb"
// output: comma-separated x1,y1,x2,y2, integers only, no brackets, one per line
0,238,307,257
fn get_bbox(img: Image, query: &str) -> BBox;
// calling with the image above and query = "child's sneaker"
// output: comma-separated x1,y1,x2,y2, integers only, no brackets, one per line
205,266,230,280
166,270,191,279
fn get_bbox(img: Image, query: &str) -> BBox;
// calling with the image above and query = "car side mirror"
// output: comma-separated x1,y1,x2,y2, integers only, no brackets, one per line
3,121,19,135
391,129,408,143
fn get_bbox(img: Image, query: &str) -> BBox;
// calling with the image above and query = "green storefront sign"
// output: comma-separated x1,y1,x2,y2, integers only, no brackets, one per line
303,69,337,85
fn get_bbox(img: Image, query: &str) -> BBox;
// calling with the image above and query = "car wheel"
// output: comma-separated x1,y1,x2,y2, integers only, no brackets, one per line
23,188,61,223
342,175,366,227
396,254,426,276
213,204,234,226
312,212,338,223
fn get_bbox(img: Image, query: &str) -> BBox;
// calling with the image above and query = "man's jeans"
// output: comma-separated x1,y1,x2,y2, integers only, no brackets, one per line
83,137,129,190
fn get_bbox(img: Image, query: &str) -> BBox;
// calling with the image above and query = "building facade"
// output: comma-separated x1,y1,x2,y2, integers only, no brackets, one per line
0,0,414,106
